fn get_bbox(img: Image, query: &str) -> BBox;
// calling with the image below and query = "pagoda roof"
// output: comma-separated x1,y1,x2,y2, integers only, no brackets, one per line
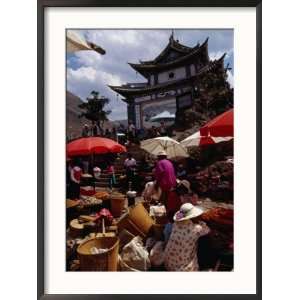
140,35,194,65
128,37,209,77
109,53,225,100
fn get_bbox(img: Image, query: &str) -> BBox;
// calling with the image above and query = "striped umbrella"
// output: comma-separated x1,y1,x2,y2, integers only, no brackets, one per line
181,109,233,147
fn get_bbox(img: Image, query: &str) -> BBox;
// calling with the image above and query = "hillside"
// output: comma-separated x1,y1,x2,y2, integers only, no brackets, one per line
66,91,86,139
66,91,128,140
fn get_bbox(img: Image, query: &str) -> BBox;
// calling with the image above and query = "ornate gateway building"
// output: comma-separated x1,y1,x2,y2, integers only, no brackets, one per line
109,34,232,129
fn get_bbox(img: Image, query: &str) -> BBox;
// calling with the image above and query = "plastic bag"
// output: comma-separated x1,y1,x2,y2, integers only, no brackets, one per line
149,241,165,267
119,236,150,271
149,205,166,217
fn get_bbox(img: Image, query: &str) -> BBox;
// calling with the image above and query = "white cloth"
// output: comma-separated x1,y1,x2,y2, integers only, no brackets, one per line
142,181,161,202
124,158,137,169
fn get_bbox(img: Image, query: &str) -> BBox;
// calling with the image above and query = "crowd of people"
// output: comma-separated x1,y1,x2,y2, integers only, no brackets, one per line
81,121,118,140
67,150,222,271
66,154,117,199
140,150,226,271
80,120,173,145
67,119,233,272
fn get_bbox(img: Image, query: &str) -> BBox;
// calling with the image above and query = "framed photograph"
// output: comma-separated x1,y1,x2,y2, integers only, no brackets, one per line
38,0,261,299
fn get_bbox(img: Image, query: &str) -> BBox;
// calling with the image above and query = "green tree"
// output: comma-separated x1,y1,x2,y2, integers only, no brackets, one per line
78,91,111,129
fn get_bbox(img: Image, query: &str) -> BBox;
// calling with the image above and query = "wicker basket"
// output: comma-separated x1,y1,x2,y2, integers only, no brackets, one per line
118,229,135,250
128,202,154,236
110,195,126,217
77,236,119,271
69,219,85,238
117,213,145,237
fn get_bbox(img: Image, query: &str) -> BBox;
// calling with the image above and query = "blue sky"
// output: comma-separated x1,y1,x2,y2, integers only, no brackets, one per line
67,29,233,120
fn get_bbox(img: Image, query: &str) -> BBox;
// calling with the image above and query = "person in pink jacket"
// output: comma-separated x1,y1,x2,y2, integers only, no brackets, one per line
155,150,177,204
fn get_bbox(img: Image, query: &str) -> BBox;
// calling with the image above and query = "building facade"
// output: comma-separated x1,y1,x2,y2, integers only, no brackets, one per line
109,34,230,129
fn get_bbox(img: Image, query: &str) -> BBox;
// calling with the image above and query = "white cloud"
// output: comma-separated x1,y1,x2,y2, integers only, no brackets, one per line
209,50,225,60
67,66,97,81
67,66,126,120
227,70,234,88
67,29,234,120
67,67,122,88
74,51,104,68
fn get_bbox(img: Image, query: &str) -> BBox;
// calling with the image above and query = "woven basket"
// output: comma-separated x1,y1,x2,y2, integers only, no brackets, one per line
110,196,126,217
117,213,145,237
69,219,85,238
66,199,80,209
77,236,119,271
128,202,154,236
118,229,135,250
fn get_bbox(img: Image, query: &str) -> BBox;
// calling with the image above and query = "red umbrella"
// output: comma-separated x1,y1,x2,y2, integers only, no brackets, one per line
200,108,233,137
67,137,126,157
200,108,233,145
181,109,234,147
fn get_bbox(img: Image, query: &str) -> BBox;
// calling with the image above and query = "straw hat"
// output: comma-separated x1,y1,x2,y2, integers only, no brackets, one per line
173,203,204,222
157,150,167,157
178,180,191,193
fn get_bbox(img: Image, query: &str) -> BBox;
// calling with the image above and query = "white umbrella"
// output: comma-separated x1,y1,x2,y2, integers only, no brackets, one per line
67,31,105,55
150,111,175,123
140,136,188,158
180,131,201,147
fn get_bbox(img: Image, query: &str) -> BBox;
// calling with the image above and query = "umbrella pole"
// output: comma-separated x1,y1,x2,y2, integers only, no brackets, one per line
102,218,105,234
92,153,95,192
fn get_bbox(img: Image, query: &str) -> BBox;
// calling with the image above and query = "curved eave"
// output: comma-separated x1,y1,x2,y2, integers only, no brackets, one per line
108,85,133,98
140,39,194,65
109,53,225,98
128,38,209,75
109,79,188,98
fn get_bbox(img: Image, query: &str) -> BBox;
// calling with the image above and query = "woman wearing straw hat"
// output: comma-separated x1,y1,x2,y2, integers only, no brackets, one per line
164,203,210,271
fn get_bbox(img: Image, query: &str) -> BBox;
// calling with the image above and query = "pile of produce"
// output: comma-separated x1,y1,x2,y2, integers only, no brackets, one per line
79,195,102,207
80,186,95,196
94,191,110,200
201,207,233,231
191,159,233,201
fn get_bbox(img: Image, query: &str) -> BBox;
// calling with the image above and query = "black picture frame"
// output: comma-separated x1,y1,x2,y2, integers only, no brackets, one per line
37,1,262,299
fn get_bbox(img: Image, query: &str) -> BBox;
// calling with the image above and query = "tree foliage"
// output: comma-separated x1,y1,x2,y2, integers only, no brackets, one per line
176,64,233,130
78,91,111,126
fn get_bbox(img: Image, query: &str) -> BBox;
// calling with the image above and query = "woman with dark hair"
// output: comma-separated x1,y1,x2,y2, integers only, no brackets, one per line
124,153,137,189
69,158,82,199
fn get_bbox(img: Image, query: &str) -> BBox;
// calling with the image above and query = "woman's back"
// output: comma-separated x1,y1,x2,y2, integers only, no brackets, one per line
164,220,209,271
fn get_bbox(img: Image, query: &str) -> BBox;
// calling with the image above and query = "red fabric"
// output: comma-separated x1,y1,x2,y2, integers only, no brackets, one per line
67,137,126,157
166,191,181,214
200,109,233,138
73,167,82,181
96,208,114,225
107,165,114,174
80,187,95,196
199,136,215,146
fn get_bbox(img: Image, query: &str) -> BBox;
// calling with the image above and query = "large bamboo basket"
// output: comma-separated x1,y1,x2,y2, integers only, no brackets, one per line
128,202,154,236
117,213,145,237
77,236,119,271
